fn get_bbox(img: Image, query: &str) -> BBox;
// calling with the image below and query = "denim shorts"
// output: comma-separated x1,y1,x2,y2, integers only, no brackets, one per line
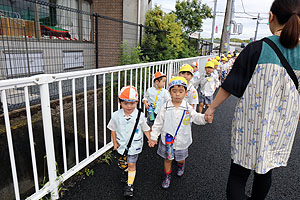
198,91,213,105
157,139,188,161
127,154,139,163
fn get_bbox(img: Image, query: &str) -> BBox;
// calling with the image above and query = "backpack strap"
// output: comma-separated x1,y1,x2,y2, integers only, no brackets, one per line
262,38,298,90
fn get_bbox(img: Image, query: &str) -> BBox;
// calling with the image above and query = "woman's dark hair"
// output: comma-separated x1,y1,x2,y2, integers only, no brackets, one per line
271,0,300,48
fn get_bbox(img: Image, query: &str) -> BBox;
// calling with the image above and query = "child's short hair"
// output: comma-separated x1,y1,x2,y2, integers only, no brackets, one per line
179,71,193,76
154,76,164,83
169,85,187,91
168,76,188,90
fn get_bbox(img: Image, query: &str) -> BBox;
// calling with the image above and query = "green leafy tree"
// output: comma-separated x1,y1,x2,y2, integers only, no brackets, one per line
119,41,148,65
173,0,213,35
142,5,184,61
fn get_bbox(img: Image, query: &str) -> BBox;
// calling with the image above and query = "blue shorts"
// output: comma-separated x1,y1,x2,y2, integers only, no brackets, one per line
157,139,188,161
198,91,213,105
127,154,139,163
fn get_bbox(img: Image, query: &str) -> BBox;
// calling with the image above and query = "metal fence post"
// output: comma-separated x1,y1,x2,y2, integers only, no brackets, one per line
35,74,59,199
167,61,173,84
139,24,143,47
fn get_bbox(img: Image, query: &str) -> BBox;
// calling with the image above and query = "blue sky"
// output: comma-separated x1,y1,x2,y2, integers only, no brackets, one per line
152,0,274,40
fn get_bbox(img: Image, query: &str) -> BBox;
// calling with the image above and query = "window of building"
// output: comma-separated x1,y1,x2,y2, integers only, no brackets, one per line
4,52,44,77
63,51,84,70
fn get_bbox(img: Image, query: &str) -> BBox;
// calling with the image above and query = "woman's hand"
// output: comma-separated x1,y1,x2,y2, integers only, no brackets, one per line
205,107,215,123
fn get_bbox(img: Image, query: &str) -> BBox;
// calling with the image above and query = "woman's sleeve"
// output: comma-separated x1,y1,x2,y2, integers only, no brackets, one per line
221,40,263,98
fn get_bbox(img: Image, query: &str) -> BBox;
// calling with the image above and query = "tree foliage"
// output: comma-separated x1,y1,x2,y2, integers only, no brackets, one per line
142,5,185,61
173,0,213,35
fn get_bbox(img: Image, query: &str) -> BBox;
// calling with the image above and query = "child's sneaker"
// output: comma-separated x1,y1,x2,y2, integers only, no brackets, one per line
161,174,171,189
121,170,128,183
123,184,134,197
177,164,185,177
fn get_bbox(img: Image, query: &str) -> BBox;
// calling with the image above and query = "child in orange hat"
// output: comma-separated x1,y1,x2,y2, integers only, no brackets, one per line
107,85,151,197
143,72,170,127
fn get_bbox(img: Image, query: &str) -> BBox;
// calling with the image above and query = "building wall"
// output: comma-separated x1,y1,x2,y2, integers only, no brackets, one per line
93,0,123,68
123,0,152,48
0,39,94,80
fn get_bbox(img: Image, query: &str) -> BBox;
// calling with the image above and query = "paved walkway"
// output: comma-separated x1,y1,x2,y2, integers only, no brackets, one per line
61,96,300,200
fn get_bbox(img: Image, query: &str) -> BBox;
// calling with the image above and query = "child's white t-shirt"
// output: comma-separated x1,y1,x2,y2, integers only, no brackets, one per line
150,99,206,150
184,83,198,106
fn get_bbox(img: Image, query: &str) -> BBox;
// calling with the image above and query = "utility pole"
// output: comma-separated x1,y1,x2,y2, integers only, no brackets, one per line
228,0,235,50
254,13,260,41
220,0,232,55
210,0,218,53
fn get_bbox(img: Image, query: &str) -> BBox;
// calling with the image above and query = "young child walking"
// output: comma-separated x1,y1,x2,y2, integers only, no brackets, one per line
143,72,170,127
191,61,200,89
178,64,198,109
149,77,212,189
197,61,220,113
107,85,151,197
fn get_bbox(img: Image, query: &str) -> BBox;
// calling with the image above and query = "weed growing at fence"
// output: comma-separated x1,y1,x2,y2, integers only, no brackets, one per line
97,149,113,165
40,155,67,199
84,168,94,177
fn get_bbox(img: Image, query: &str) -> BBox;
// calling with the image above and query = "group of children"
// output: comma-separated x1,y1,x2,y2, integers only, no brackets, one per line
107,53,237,197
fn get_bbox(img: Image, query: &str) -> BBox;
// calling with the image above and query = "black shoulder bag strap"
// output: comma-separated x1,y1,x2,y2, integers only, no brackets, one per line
123,108,142,156
262,38,298,90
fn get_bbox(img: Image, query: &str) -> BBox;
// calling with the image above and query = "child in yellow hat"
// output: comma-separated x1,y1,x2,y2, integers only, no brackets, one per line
220,57,229,83
178,64,198,109
197,61,220,113
149,77,212,189
107,85,151,197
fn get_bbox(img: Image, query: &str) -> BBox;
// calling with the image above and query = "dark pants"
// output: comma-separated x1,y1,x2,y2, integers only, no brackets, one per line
226,160,272,200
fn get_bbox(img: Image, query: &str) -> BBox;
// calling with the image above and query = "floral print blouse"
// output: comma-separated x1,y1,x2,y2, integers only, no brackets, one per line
222,35,300,174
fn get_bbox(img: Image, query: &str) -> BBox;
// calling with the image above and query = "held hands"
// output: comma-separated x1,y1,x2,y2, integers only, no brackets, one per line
204,107,215,124
204,114,213,123
148,139,157,147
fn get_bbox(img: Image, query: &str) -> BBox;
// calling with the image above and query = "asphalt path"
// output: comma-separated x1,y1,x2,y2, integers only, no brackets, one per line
61,95,300,200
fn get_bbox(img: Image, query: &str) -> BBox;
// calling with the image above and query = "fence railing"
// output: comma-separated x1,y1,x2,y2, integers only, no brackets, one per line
0,56,210,200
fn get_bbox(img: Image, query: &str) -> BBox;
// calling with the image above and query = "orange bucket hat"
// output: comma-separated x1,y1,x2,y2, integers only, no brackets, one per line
153,72,166,80
119,85,138,102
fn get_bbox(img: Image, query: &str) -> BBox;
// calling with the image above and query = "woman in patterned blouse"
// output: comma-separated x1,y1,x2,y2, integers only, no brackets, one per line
205,0,300,199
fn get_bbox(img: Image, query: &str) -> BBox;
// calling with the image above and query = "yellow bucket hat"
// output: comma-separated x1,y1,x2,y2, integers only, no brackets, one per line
205,61,215,68
221,57,228,61
168,76,188,90
179,64,194,74
211,59,219,66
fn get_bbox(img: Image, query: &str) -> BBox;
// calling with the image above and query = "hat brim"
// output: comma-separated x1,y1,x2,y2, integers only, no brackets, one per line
119,98,138,102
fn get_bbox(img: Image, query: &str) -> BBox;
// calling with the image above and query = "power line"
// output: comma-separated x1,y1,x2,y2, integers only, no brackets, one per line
216,14,268,20
240,0,257,17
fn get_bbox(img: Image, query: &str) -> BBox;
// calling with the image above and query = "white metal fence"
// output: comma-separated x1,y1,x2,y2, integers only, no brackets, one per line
0,56,210,200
